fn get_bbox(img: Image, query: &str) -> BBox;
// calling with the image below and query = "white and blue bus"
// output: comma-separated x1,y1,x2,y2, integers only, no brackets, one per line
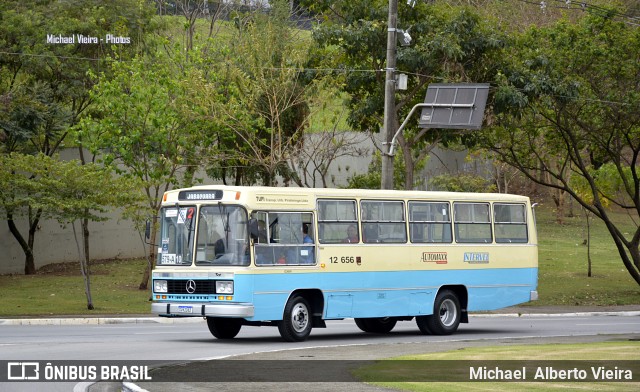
151,186,538,341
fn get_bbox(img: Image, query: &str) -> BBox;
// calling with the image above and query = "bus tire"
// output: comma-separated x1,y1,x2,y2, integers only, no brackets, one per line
354,318,372,332
206,317,242,339
356,317,396,333
278,295,312,342
422,290,461,335
415,315,432,335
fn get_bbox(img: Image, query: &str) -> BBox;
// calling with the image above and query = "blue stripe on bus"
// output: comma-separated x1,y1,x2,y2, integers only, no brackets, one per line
232,268,537,320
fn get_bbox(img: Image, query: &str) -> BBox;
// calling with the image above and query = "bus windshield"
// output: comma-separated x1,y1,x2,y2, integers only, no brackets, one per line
194,205,249,266
157,205,249,266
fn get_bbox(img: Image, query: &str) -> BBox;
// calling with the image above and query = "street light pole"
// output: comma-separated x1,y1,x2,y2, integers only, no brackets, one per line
381,0,398,190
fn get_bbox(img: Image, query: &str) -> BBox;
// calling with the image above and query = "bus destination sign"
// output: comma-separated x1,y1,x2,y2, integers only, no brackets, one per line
178,190,223,201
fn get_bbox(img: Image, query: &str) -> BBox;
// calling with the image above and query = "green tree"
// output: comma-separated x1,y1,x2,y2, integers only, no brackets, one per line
0,153,144,308
0,0,158,274
0,83,69,273
78,51,205,290
571,165,617,278
300,0,504,189
204,0,321,186
483,13,640,285
428,173,496,193
53,160,145,310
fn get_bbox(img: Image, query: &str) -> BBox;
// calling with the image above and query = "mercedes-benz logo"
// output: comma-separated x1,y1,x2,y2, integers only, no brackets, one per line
185,280,196,294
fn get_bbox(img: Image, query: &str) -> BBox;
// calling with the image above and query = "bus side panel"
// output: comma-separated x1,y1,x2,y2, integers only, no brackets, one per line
325,293,353,318
343,268,537,316
246,267,537,320
463,268,539,310
249,271,328,321
466,284,534,311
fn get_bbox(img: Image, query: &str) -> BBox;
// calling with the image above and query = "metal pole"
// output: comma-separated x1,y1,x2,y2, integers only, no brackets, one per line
381,0,398,190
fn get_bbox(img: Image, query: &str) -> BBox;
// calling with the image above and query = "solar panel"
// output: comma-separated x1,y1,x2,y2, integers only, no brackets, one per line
418,83,489,130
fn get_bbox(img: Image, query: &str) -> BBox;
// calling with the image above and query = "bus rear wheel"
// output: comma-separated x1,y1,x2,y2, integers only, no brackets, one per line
206,317,242,339
278,295,312,342
354,317,397,333
416,290,461,335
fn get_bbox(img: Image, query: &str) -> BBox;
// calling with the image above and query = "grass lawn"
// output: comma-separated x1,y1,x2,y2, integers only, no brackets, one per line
353,342,640,391
0,259,150,316
533,205,640,306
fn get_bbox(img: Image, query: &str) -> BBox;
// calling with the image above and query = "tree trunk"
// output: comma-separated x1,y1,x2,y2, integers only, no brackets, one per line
403,143,415,190
7,214,37,275
82,216,90,268
598,209,640,286
584,208,592,277
139,217,158,290
551,188,565,224
73,221,94,310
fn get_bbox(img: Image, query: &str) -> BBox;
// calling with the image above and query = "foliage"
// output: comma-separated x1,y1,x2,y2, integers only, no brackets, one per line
78,54,201,194
0,153,143,221
77,47,206,289
301,0,506,188
0,0,159,274
480,12,640,285
428,173,496,193
0,152,146,308
0,152,146,289
202,0,324,186
0,0,159,136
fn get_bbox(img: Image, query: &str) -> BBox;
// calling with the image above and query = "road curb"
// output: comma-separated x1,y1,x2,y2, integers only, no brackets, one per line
0,316,202,326
2,311,638,326
474,311,640,318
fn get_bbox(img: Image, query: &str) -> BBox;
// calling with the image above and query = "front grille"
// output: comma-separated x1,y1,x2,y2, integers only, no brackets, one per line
167,279,216,294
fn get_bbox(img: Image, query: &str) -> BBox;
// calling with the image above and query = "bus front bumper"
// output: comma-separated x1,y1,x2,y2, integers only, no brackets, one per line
151,302,254,318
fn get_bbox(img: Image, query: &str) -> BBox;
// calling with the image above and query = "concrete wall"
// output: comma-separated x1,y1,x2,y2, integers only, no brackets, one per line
0,215,146,275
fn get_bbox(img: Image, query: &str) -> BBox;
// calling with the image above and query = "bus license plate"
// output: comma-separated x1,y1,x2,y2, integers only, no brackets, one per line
177,306,193,314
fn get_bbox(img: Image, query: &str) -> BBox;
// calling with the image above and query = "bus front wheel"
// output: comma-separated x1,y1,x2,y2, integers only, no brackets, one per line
278,295,312,342
416,290,461,335
206,317,242,339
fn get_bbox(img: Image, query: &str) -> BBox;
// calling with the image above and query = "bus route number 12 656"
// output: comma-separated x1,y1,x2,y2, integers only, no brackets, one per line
329,256,355,263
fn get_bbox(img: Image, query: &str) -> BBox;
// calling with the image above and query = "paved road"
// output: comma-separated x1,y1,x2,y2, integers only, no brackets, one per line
1,308,639,392
1,309,640,361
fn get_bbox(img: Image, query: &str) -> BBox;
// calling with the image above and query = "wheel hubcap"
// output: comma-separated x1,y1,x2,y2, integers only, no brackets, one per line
439,299,457,327
291,303,309,332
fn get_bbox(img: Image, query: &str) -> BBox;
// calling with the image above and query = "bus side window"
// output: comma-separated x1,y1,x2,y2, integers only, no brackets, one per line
317,199,358,244
408,201,452,243
253,211,315,265
361,200,406,243
454,202,492,243
494,203,528,243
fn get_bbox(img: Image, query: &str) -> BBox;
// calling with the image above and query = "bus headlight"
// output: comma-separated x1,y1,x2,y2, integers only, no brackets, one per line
154,280,168,293
216,281,234,294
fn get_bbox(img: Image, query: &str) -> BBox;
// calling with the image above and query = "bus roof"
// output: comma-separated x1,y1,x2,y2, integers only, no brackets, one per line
162,185,531,207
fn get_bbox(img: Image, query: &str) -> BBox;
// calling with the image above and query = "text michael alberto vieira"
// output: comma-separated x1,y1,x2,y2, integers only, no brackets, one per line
470,366,634,381
46,34,130,44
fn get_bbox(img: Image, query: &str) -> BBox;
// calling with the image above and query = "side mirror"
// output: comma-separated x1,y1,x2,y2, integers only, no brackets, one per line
145,220,151,240
248,218,259,240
